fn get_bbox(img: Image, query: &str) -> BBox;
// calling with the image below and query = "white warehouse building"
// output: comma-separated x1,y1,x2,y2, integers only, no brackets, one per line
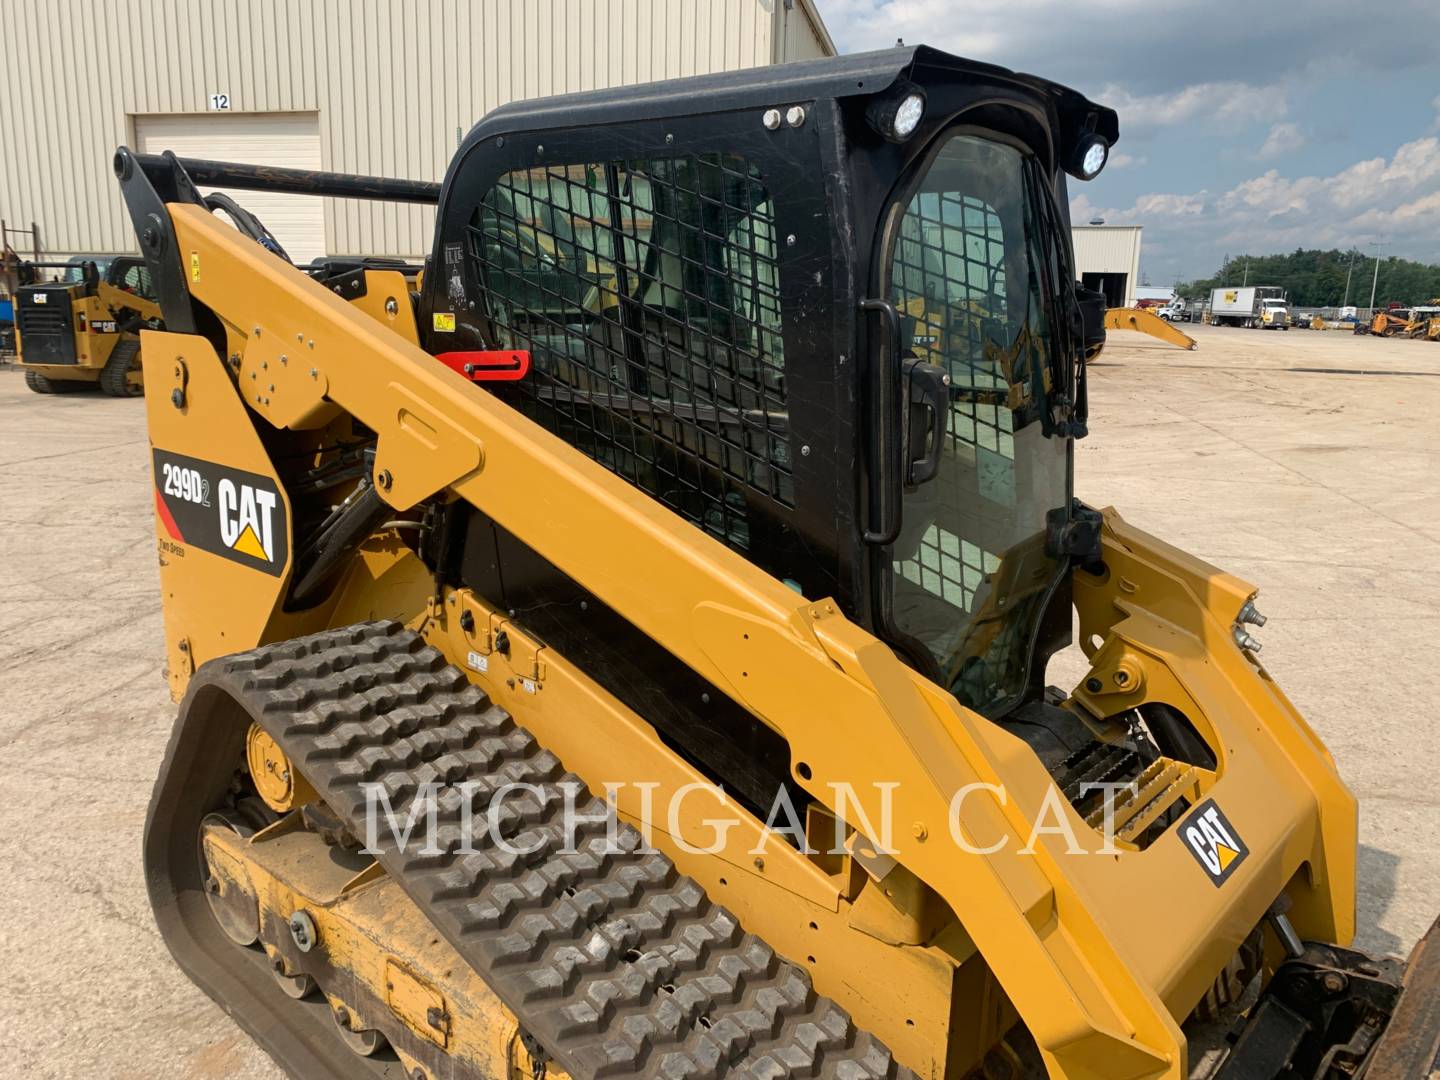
1071,223,1142,308
0,0,834,265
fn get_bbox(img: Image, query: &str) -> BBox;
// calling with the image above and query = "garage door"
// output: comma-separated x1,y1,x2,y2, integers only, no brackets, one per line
135,112,325,264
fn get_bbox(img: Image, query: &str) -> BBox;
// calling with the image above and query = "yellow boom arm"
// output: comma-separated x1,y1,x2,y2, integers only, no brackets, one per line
1104,308,1198,350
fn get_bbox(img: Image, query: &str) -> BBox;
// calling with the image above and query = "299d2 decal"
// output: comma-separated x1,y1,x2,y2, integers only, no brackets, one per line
152,449,288,577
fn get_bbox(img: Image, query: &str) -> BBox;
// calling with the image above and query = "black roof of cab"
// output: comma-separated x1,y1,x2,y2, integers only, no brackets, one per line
451,45,1118,174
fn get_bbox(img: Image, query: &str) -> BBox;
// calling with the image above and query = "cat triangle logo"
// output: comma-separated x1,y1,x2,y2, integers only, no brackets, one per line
1180,800,1250,886
231,523,268,560
1215,842,1240,872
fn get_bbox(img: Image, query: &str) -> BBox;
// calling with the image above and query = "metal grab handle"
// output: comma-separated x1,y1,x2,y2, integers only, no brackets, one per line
904,358,949,486
860,298,903,544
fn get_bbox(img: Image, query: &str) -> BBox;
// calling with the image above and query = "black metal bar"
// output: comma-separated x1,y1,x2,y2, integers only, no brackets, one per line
129,154,440,204
289,484,391,609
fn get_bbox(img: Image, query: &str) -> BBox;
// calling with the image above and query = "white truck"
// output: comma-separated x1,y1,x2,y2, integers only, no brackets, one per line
1209,285,1291,329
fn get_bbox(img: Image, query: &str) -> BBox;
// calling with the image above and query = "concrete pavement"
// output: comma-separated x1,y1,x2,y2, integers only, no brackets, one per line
0,321,1436,1076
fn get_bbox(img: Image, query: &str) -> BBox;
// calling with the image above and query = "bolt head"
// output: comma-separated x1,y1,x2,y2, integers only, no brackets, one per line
1085,677,1103,693
762,108,782,130
786,105,806,128
289,910,318,953
170,388,184,408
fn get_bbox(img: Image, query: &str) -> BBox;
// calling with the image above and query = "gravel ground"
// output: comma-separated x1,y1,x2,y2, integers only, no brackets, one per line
0,321,1436,1077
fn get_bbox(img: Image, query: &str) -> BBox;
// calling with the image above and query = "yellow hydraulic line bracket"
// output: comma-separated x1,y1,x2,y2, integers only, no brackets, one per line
1104,308,1198,350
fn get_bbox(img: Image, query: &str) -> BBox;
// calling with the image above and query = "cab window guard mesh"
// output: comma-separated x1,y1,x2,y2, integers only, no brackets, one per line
468,153,789,552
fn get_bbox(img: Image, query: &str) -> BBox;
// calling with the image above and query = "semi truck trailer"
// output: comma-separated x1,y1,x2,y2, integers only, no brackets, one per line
1209,285,1291,329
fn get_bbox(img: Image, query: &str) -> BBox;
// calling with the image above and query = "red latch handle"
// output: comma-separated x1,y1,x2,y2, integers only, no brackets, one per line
435,350,531,382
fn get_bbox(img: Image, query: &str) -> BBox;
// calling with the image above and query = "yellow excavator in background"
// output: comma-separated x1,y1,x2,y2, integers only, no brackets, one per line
1102,307,1197,350
115,46,1440,1080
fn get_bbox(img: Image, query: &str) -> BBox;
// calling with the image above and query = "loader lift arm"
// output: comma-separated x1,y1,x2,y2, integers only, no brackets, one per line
119,143,1186,1079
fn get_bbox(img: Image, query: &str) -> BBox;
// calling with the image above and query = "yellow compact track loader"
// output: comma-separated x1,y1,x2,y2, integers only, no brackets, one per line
15,256,162,394
117,47,1440,1080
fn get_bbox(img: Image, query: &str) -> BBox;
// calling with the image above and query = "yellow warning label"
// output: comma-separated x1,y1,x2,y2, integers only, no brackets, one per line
231,522,268,560
190,251,201,282
432,312,456,332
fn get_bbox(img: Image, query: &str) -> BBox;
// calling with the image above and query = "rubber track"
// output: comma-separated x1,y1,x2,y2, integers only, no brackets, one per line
215,621,915,1080
100,338,142,396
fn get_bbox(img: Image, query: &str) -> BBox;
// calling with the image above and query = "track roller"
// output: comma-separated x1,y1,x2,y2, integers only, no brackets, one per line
330,1001,388,1058
198,811,260,947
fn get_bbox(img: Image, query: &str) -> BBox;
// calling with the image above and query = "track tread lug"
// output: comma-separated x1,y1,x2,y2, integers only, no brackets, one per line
199,621,913,1080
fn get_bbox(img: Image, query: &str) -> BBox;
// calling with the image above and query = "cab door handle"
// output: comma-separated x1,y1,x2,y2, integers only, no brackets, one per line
859,298,902,544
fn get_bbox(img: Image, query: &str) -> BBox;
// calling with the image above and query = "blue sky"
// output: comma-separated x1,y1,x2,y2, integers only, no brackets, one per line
818,0,1440,284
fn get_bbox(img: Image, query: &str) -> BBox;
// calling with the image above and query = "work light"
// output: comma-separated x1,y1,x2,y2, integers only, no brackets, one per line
867,82,927,142
1072,135,1109,180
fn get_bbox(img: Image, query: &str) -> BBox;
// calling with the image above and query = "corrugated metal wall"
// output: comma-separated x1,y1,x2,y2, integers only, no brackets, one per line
1072,226,1143,306
0,0,834,260
779,0,833,61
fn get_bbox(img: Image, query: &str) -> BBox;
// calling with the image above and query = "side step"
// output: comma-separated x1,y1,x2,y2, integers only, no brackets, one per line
166,622,914,1080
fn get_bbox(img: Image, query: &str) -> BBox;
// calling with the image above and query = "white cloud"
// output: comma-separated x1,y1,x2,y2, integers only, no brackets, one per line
1097,81,1284,134
1259,121,1307,159
1107,152,1147,170
1132,191,1208,217
1328,138,1440,209
1070,135,1440,277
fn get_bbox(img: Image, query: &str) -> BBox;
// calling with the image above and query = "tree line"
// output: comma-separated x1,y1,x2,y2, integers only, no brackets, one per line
1175,248,1440,308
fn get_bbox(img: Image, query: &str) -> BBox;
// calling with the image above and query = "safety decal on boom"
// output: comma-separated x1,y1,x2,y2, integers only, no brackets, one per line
152,449,288,577
1179,799,1250,886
